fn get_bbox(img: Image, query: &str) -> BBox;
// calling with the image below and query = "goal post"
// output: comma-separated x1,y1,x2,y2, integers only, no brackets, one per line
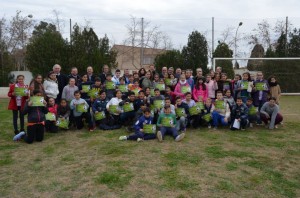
212,57,300,95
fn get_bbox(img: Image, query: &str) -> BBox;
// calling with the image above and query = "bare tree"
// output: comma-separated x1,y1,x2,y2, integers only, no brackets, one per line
51,9,65,33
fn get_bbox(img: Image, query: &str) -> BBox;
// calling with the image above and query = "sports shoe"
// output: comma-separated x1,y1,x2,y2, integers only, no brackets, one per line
213,127,217,130
119,136,127,141
157,131,163,142
275,125,278,129
13,131,25,141
208,124,211,129
89,127,95,132
175,133,185,142
137,138,144,142
249,123,253,128
241,128,245,131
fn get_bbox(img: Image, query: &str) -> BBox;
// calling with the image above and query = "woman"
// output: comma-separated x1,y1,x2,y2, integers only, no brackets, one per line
138,68,147,87
141,71,153,89
43,71,59,100
29,74,45,97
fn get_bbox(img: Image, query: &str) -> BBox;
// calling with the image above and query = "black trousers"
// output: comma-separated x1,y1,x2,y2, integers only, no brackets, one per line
45,120,58,133
25,124,45,144
74,112,93,129
12,106,25,132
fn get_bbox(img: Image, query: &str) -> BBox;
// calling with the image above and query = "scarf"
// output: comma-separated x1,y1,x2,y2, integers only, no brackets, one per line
180,80,187,85
269,82,278,87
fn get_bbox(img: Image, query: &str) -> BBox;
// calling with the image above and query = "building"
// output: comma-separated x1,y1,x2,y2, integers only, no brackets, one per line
111,44,167,71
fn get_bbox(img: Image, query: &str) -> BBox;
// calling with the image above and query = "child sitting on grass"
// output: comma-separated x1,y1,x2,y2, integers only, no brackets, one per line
119,108,156,142
156,105,185,142
13,89,48,143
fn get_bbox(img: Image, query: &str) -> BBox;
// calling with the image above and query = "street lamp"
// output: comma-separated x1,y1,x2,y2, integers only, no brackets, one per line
20,14,33,71
234,22,243,69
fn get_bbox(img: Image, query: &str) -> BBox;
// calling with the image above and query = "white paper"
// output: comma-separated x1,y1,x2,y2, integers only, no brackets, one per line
233,119,240,129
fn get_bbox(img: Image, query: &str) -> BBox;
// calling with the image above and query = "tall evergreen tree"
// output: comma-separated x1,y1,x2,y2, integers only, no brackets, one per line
154,50,183,72
213,42,234,79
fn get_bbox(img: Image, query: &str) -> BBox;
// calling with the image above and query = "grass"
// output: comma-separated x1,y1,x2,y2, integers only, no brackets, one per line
0,96,300,197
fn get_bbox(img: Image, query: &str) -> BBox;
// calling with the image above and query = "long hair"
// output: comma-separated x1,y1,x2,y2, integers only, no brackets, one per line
30,74,43,90
195,77,206,90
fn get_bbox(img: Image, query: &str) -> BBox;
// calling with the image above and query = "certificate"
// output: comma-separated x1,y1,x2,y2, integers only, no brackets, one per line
31,96,44,107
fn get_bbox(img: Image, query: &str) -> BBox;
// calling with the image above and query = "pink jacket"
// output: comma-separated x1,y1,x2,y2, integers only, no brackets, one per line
193,86,208,102
174,82,190,100
205,80,218,99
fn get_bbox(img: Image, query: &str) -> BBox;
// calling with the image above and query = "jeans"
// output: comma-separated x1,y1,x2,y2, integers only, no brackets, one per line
160,126,179,139
212,111,228,127
127,130,156,140
176,116,186,131
12,106,25,132
120,111,136,124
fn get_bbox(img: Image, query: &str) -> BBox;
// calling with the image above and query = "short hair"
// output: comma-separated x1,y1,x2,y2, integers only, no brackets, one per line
115,69,121,73
33,89,42,95
154,88,160,92
268,97,276,101
114,90,122,96
216,91,223,95
138,90,145,94
143,107,151,113
236,97,243,101
247,98,253,102
164,97,171,101
99,90,106,95
106,73,112,77
95,77,101,82
175,96,181,100
128,91,135,96
164,105,171,110
74,90,81,95
185,92,191,96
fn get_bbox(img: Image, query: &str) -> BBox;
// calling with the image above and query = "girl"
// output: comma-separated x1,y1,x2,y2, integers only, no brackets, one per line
43,71,59,100
231,74,241,101
8,75,29,134
268,76,281,105
29,74,45,97
223,89,236,111
106,90,123,125
78,74,92,106
45,97,58,133
237,72,252,103
57,99,71,130
174,74,191,100
221,73,231,93
205,74,218,101
193,77,208,102
61,78,79,103
152,74,160,88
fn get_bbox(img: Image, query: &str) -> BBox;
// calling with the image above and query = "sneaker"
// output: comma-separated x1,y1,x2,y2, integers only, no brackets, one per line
249,123,253,128
157,131,163,142
208,124,211,129
119,136,127,141
14,130,19,135
275,125,278,129
241,128,245,131
137,138,144,142
175,133,185,142
213,127,217,130
89,126,96,132
13,131,25,141
265,124,269,129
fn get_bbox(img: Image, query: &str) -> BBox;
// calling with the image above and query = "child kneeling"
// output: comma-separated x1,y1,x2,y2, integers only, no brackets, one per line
119,108,156,142
156,105,185,142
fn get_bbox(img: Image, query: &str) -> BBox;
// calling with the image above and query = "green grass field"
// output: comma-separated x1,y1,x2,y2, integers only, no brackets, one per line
0,96,299,197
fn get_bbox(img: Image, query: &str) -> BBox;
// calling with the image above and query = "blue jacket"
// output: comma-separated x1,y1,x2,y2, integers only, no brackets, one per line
134,115,153,131
231,103,249,120
92,98,109,113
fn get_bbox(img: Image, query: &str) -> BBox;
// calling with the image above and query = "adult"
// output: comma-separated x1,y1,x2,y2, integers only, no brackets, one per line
43,71,59,100
149,64,158,80
141,71,153,89
53,64,68,103
138,68,146,86
68,67,81,86
160,67,168,78
260,97,283,129
86,66,96,83
123,68,131,84
216,66,222,74
29,74,45,97
175,68,182,79
193,68,203,83
168,67,174,75
99,64,110,84
112,69,121,85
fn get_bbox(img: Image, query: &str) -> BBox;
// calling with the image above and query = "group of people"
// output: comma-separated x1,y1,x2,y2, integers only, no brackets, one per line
8,64,283,144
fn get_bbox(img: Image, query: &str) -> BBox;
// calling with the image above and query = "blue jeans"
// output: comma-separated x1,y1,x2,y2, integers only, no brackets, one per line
120,111,136,123
212,111,228,127
160,126,179,139
176,116,186,131
127,130,156,140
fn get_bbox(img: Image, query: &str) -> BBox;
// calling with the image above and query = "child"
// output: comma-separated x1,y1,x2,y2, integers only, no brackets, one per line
212,91,231,130
205,74,218,101
260,97,283,130
118,77,129,100
62,78,79,103
164,86,176,104
238,72,252,103
57,99,71,129
231,74,241,101
119,108,156,142
119,91,138,125
175,96,189,132
92,90,109,126
104,73,115,100
193,77,207,102
223,89,236,111
150,88,165,123
106,90,123,125
78,74,92,106
8,74,29,134
221,73,231,93
230,97,249,131
268,76,281,105
183,92,196,108
70,91,94,131
160,97,175,115
156,105,185,142
13,89,48,143
90,77,102,103
45,97,58,133
174,74,191,100
152,74,160,88
246,98,258,128
203,98,215,128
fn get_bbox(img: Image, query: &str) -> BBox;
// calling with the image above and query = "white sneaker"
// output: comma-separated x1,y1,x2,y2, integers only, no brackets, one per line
208,124,211,129
119,136,127,141
13,131,25,141
157,131,163,142
137,138,144,142
249,123,253,128
175,133,185,142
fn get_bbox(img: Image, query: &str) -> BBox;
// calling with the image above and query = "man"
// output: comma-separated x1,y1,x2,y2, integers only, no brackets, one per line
175,68,182,79
149,64,158,80
185,69,194,90
216,66,222,74
123,69,130,84
86,66,96,83
160,67,168,78
99,64,110,84
67,67,81,86
52,64,68,103
112,69,121,86
193,68,203,83
168,67,174,75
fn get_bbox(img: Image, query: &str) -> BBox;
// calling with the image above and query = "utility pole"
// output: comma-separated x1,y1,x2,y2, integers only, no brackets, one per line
285,16,288,56
234,22,243,69
140,17,144,68
212,17,214,70
70,18,72,64
0,20,3,86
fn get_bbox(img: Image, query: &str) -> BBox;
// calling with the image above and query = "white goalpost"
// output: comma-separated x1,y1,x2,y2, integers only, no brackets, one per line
212,57,300,95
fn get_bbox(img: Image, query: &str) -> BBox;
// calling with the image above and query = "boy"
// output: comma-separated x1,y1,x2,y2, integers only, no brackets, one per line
246,98,258,127
92,90,109,126
175,96,189,132
104,73,115,100
70,91,94,131
150,88,165,123
13,89,48,143
203,98,215,128
212,91,231,130
119,108,156,142
260,97,283,130
156,105,185,142
230,97,249,130
119,91,138,125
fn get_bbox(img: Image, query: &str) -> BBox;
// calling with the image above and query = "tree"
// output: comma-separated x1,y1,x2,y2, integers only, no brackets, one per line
213,42,234,79
288,28,300,57
154,50,183,71
25,21,68,76
181,31,208,74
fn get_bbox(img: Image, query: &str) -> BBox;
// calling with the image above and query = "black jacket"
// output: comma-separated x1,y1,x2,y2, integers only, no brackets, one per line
23,102,48,123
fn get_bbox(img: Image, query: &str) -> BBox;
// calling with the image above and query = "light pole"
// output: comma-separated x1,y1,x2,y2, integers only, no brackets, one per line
20,14,33,71
234,22,243,69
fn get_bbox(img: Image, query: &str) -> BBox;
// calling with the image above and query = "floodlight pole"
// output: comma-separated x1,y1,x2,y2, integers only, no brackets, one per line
234,22,243,69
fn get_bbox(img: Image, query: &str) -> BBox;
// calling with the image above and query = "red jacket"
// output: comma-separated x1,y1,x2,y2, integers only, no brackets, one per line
48,104,58,115
7,84,28,110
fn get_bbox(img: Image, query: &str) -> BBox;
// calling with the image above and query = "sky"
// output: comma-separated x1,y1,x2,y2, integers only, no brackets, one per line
1,0,300,66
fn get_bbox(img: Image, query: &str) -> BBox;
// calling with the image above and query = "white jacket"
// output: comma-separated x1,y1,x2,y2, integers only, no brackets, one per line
43,79,59,99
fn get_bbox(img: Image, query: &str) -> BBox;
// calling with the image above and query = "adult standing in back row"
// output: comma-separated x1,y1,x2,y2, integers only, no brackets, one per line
53,64,68,103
